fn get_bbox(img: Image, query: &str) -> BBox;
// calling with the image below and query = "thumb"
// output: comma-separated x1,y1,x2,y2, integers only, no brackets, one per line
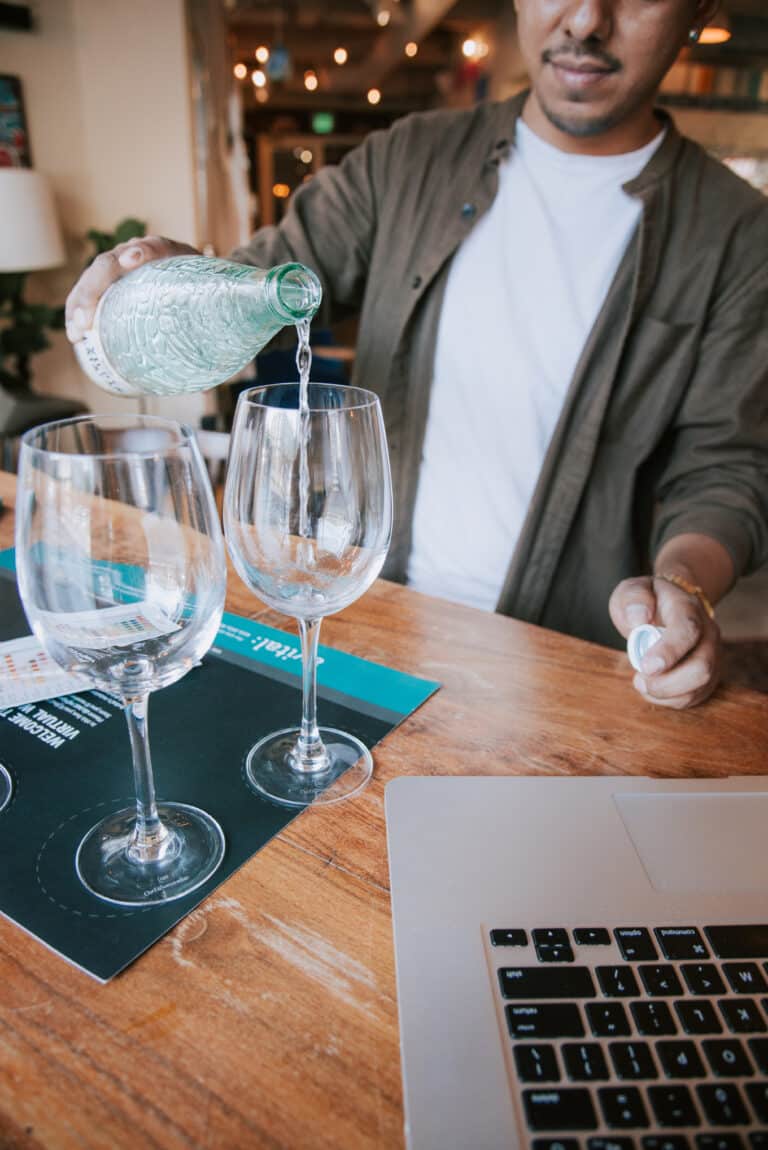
608,576,656,639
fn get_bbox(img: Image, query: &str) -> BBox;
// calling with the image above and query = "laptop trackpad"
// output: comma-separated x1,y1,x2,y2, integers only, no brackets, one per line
615,791,768,894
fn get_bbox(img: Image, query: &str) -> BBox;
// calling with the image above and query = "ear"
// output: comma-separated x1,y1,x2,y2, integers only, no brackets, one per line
693,0,721,32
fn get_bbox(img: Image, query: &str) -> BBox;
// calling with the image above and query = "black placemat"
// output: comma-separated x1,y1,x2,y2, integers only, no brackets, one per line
0,553,438,980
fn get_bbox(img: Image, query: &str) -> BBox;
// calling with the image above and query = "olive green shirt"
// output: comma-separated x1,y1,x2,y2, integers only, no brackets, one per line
233,92,768,648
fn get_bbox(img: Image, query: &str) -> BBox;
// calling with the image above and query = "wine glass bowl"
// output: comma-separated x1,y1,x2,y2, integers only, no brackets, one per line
224,383,393,806
15,415,227,905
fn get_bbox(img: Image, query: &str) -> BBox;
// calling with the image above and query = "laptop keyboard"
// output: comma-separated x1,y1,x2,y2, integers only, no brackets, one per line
486,923,768,1148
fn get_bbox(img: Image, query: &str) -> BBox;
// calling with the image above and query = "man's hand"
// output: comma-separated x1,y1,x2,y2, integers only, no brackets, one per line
609,575,722,709
65,236,200,344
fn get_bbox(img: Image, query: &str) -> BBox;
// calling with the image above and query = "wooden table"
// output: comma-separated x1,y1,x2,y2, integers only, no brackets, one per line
0,468,766,1149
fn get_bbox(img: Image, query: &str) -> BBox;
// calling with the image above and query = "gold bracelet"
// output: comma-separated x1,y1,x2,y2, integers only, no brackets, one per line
655,572,715,619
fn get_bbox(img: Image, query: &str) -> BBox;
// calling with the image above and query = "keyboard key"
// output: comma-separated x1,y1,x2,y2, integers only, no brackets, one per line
522,1088,598,1131
533,928,570,947
533,1141,580,1150
490,928,527,947
615,928,658,961
656,1040,706,1078
640,965,684,997
656,927,709,960
589,1139,636,1150
702,1038,754,1077
745,1080,768,1124
675,999,723,1035
697,1084,749,1126
598,1086,650,1129
536,943,576,964
681,963,727,996
574,928,611,946
631,1001,677,1035
514,1044,560,1082
499,966,596,999
747,1036,768,1072
587,1002,631,1037
596,966,640,997
644,1139,692,1150
705,925,768,959
696,1138,746,1150
506,1003,585,1039
719,998,767,1034
723,962,768,994
648,1085,701,1127
561,1042,609,1081
609,1040,658,1080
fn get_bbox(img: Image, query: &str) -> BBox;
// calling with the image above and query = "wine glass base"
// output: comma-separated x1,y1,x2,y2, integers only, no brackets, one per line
245,727,373,808
0,764,12,814
76,802,225,907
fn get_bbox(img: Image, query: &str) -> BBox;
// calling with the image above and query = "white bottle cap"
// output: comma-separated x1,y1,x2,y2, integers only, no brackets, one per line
627,624,665,672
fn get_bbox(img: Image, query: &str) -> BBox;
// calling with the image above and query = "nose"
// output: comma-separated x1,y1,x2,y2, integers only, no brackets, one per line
562,0,613,41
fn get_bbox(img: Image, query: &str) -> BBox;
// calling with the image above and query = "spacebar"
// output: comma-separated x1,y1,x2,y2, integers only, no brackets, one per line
498,966,596,998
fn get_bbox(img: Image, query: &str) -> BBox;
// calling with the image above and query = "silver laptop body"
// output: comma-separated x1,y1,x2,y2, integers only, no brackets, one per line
386,774,768,1149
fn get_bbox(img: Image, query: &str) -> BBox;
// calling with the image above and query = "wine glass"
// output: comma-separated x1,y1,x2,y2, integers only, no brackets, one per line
15,414,227,906
224,383,393,807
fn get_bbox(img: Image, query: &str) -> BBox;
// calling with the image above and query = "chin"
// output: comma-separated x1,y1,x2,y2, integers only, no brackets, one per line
539,95,626,139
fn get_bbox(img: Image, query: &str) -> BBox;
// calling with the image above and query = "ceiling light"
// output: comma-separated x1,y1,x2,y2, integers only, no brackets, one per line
233,62,248,79
333,47,348,65
251,69,267,88
255,45,270,63
367,87,381,105
404,41,418,58
304,70,319,92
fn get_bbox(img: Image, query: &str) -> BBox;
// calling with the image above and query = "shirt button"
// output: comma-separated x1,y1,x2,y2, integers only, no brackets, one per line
460,202,476,220
411,275,422,289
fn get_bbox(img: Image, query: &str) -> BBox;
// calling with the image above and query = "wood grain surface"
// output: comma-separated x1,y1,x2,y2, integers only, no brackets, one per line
0,468,765,1149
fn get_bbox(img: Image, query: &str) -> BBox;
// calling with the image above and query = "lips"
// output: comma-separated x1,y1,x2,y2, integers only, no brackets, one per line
548,56,618,89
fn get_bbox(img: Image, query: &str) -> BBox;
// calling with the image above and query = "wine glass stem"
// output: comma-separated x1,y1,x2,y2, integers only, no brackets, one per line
296,617,328,773
124,694,173,862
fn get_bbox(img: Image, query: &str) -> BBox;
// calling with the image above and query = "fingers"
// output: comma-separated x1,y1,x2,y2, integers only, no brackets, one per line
608,576,655,638
631,577,722,709
65,235,196,343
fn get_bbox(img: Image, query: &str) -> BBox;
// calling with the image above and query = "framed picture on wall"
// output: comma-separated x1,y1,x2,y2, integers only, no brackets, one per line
0,74,31,167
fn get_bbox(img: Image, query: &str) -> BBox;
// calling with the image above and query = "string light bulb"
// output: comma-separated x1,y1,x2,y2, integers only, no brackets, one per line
376,9,391,26
304,69,319,92
255,45,270,63
404,41,418,58
333,47,348,65
233,62,248,79
251,68,267,88
367,87,381,105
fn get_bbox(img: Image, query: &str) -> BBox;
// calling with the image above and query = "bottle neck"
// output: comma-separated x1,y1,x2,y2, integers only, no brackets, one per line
264,263,322,323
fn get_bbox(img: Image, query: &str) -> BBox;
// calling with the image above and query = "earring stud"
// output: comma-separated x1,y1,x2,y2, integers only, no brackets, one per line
688,27,699,43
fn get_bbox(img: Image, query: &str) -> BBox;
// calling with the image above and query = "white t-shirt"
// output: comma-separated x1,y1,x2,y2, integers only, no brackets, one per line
406,119,665,611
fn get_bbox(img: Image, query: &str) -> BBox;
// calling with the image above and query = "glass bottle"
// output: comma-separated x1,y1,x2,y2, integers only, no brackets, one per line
75,256,322,397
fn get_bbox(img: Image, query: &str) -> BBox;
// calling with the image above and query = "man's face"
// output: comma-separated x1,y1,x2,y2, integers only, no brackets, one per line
515,0,707,146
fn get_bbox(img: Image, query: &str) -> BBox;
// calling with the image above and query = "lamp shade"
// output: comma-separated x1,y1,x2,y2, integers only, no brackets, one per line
0,168,66,272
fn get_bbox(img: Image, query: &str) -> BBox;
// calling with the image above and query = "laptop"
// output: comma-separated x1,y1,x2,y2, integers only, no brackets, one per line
385,774,768,1149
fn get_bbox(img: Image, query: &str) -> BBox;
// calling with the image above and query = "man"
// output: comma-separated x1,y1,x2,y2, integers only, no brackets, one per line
66,0,768,710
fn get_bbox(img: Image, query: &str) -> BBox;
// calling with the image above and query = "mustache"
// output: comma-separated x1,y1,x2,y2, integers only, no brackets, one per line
543,44,621,71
